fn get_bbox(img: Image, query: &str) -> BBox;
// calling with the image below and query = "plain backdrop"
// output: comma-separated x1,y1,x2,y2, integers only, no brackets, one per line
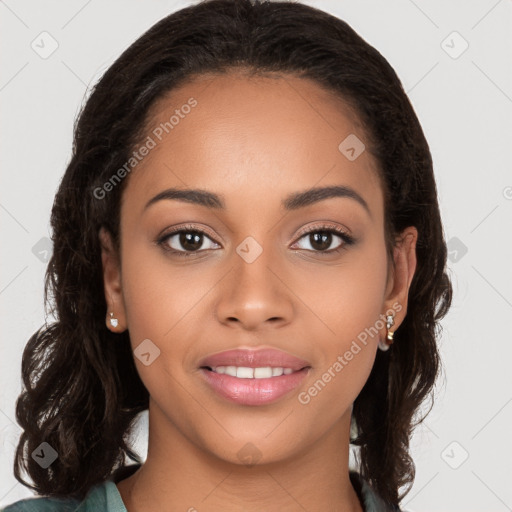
1,1,511,510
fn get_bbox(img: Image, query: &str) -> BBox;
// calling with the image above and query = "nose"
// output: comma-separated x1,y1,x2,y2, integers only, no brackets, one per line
214,241,294,331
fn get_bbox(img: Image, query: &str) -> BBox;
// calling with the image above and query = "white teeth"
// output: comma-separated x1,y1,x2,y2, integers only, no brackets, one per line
254,367,273,378
236,366,254,378
211,366,296,378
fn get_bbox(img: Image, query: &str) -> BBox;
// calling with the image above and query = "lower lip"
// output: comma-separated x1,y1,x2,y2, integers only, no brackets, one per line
199,367,310,406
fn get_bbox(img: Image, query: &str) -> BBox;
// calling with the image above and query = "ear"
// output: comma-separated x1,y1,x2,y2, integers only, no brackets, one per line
382,226,418,330
99,226,127,333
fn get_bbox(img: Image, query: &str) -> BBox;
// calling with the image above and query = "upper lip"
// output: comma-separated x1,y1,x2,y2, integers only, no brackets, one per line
198,348,311,371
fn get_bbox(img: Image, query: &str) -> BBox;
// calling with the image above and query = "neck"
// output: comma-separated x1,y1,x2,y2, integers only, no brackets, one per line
117,400,363,512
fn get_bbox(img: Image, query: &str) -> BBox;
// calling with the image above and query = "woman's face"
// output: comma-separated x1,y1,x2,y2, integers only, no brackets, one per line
101,71,416,466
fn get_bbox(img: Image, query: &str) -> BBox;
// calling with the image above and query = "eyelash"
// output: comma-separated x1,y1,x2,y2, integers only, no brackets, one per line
156,223,356,258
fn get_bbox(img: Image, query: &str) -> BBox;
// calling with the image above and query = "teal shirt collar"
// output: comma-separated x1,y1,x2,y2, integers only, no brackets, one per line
2,465,401,512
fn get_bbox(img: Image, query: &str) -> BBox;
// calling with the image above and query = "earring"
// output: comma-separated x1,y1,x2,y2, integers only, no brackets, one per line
109,312,119,328
378,312,395,352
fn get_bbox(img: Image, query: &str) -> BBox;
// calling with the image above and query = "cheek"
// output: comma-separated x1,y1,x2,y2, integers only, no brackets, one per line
119,249,197,405
119,236,177,353
296,235,388,401
119,238,217,380
120,227,195,324
294,232,389,340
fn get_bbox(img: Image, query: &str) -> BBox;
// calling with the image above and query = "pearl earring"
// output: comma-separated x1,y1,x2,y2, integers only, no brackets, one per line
109,312,119,328
378,312,395,352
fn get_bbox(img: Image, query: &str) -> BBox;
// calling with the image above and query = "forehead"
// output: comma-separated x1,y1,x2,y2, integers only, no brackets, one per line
121,71,383,220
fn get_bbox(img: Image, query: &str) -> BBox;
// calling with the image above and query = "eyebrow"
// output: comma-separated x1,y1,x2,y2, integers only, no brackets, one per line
144,185,371,216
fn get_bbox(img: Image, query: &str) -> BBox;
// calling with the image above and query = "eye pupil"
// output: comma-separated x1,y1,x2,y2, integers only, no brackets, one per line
310,231,332,251
180,232,203,251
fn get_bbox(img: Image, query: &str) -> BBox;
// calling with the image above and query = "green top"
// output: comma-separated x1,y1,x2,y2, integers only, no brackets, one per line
1,467,400,512
1,480,125,512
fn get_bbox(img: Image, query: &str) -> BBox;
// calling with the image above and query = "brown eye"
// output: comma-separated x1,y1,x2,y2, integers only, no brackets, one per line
292,225,355,255
158,225,220,257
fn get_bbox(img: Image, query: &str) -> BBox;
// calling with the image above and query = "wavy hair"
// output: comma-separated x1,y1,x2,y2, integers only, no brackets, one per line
13,0,452,506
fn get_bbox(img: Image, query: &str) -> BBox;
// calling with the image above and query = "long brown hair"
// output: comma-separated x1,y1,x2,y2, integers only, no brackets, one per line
13,0,452,506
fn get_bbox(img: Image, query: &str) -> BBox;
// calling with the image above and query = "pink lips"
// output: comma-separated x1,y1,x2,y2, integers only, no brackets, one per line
198,348,311,371
198,348,311,406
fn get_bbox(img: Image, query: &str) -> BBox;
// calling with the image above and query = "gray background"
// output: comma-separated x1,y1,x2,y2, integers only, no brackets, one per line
1,0,511,510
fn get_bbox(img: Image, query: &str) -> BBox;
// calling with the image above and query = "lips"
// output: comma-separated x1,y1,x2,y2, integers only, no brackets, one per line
197,348,312,405
199,366,310,406
198,348,311,372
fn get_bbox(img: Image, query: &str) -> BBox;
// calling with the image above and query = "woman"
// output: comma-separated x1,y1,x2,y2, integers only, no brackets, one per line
2,0,452,510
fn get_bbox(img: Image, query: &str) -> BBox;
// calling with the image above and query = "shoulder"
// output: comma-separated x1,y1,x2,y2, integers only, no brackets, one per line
1,480,122,512
349,471,402,512
1,495,80,512
1,463,140,512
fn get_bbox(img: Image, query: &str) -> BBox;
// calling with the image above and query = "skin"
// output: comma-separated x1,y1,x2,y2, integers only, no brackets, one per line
100,70,417,512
